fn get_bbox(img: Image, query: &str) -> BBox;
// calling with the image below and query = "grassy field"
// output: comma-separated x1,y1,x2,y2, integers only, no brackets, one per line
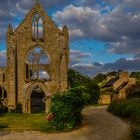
108,98,140,140
0,113,47,131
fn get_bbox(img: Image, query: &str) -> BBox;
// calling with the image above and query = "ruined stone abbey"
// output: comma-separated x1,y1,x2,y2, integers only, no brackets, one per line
0,2,69,113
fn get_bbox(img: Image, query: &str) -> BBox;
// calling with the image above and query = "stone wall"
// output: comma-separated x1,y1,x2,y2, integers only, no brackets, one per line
113,71,129,89
98,94,111,105
5,3,69,113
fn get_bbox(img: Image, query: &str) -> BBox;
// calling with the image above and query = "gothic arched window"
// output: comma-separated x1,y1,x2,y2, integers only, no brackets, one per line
32,13,43,40
26,46,50,80
0,86,7,99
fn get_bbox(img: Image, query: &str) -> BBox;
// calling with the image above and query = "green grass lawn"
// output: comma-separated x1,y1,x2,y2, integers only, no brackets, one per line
0,113,47,131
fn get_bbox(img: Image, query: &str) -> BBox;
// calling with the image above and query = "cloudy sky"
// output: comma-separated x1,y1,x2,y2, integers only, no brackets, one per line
0,0,140,76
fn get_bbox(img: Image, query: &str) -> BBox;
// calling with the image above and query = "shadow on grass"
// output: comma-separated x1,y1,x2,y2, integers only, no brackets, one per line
0,114,8,130
0,124,8,129
0,124,10,137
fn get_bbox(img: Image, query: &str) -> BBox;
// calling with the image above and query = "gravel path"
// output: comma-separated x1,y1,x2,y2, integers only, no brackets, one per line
0,106,130,140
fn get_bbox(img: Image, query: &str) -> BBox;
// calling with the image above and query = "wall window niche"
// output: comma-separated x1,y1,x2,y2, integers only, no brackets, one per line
3,74,5,82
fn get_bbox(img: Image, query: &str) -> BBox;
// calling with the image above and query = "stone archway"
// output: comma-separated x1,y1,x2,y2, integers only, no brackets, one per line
25,83,51,114
31,87,45,113
0,86,7,106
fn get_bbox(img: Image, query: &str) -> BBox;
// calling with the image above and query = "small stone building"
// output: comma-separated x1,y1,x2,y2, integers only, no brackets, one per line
99,71,136,105
0,2,69,113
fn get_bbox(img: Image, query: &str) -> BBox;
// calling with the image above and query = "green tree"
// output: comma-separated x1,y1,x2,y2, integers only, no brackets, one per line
93,73,107,84
130,72,140,84
68,69,100,105
85,80,100,104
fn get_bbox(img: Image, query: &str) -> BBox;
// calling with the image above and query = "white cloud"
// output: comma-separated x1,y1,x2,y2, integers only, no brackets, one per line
53,2,140,58
69,29,84,38
72,63,94,68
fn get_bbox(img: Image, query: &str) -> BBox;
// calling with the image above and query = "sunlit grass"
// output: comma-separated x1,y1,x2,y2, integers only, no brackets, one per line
0,113,46,131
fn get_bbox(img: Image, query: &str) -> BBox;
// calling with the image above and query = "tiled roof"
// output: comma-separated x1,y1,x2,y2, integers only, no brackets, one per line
102,77,119,88
115,82,128,93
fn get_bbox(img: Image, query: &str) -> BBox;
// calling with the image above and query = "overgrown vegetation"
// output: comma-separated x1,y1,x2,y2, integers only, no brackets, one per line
126,84,140,98
130,72,140,84
108,98,140,140
68,69,100,105
41,88,84,131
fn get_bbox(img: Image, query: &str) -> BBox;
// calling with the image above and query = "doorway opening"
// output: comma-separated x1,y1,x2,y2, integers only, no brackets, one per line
31,87,45,113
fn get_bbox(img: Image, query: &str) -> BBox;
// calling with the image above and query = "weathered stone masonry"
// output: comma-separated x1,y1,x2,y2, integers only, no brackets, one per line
0,2,69,113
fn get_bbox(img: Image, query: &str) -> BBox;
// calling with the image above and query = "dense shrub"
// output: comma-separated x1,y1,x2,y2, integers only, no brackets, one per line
132,127,140,140
68,69,100,105
45,88,84,131
126,84,140,98
70,86,90,105
108,98,140,140
130,72,140,84
85,81,100,104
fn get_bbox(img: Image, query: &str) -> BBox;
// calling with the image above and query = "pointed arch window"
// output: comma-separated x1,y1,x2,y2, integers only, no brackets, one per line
0,86,7,99
26,46,50,81
32,13,43,40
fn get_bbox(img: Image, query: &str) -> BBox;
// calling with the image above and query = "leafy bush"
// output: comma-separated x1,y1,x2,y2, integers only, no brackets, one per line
68,69,100,105
71,86,90,105
85,81,100,104
45,88,84,131
126,84,140,98
130,72,140,85
132,127,140,140
108,98,140,140
68,69,90,88
15,103,22,113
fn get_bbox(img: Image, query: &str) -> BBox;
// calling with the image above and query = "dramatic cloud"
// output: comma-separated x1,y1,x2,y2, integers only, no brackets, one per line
53,1,140,58
0,0,140,76
73,58,140,77
70,49,92,66
0,0,76,40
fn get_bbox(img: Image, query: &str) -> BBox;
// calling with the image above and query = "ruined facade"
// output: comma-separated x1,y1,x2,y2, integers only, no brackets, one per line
0,2,69,113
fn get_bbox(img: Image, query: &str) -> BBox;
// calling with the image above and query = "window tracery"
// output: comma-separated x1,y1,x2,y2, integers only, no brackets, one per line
32,13,43,39
26,46,50,80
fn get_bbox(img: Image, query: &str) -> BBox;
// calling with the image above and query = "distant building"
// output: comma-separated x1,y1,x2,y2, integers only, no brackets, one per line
99,71,136,105
0,1,69,113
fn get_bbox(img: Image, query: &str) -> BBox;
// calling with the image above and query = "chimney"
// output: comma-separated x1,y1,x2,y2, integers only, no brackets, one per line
119,71,129,81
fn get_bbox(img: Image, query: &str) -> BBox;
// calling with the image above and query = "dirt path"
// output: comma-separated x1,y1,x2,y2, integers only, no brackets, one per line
0,106,130,140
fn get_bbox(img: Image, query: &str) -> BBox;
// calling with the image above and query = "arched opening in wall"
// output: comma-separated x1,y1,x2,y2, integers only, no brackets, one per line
3,89,7,99
0,86,7,99
0,86,2,99
30,87,45,113
26,46,50,81
32,13,43,40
